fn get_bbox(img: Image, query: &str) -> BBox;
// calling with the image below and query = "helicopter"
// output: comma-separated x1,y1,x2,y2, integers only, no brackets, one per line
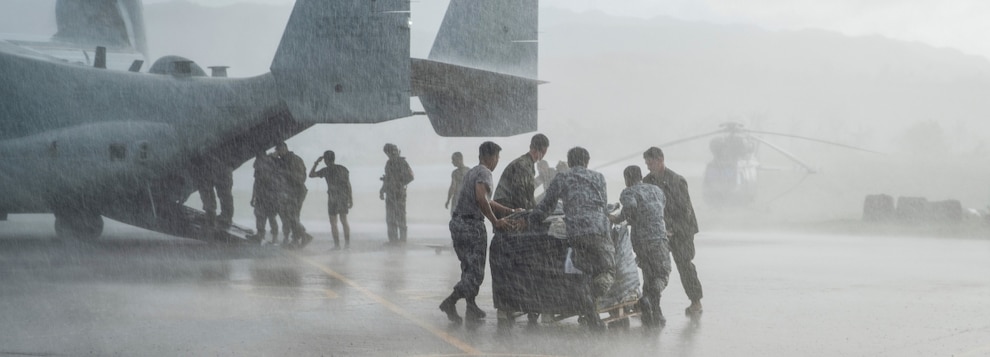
600,122,879,207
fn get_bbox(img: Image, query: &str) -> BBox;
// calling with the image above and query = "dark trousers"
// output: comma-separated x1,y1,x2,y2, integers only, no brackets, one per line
633,239,672,318
670,232,703,301
570,233,616,299
385,190,407,242
196,172,234,227
280,190,307,240
253,202,278,238
449,217,487,299
215,171,233,226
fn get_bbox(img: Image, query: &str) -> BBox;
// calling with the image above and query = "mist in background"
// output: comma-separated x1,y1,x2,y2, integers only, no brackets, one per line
3,0,990,233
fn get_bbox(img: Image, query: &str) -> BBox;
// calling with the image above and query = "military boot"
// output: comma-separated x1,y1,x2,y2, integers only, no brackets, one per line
638,297,654,328
465,300,486,321
439,295,462,324
653,306,666,328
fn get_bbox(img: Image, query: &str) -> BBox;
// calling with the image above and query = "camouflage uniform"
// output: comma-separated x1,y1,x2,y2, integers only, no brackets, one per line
644,168,702,302
615,182,672,326
276,150,308,242
533,167,614,300
382,156,414,243
493,153,537,211
448,164,494,300
251,154,280,239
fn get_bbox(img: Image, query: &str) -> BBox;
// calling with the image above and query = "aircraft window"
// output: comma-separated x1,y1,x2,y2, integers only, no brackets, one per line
109,144,127,161
139,142,150,160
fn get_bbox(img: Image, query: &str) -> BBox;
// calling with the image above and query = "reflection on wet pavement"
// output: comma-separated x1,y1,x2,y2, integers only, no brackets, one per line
1,221,988,356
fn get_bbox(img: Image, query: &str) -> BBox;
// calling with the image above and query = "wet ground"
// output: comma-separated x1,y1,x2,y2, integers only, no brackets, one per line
1,216,988,356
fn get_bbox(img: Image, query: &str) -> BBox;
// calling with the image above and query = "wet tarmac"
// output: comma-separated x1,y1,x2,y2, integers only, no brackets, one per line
1,216,988,356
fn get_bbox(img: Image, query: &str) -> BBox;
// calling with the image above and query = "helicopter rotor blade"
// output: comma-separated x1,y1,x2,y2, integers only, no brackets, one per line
748,135,818,174
593,129,727,169
746,129,882,154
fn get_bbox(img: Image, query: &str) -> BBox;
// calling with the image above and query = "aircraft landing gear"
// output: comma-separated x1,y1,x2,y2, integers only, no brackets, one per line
54,210,104,241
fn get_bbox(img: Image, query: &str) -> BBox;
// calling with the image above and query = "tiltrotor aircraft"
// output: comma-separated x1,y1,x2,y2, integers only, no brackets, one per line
0,0,540,241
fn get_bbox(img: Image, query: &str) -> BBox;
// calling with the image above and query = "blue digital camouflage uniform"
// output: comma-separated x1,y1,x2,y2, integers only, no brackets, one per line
448,164,494,300
532,166,614,299
643,168,702,302
615,182,672,325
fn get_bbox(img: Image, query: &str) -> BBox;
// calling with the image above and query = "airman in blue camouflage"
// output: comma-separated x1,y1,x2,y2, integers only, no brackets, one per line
610,165,672,328
532,147,612,331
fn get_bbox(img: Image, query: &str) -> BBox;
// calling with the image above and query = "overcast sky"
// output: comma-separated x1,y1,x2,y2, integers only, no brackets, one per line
146,0,990,60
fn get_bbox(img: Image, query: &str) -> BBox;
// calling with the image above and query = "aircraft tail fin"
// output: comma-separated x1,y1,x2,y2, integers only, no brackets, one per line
416,0,540,137
270,0,412,124
52,0,147,57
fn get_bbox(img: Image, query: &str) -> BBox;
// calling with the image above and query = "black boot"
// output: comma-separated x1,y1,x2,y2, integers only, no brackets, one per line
586,312,605,332
638,297,654,328
465,299,486,320
584,295,604,332
653,305,666,328
439,295,462,324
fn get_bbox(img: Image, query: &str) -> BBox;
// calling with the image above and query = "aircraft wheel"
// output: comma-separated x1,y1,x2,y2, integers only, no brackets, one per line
54,211,104,241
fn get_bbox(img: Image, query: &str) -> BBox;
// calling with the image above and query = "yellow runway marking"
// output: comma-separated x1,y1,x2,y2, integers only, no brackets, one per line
296,255,483,356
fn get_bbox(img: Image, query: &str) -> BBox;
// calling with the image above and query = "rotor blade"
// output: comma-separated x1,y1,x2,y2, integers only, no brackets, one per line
748,135,818,174
593,129,727,169
746,130,882,154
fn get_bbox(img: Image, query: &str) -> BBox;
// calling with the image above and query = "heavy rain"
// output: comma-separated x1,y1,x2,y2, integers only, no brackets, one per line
1,0,989,356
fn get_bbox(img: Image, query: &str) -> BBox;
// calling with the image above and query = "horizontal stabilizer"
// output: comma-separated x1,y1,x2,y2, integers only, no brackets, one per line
52,0,147,56
271,0,412,124
429,0,538,79
413,59,539,137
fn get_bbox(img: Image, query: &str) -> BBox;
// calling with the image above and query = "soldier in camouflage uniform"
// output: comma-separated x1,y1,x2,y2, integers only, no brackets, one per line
532,147,612,331
249,151,280,243
380,143,414,245
643,146,703,315
493,133,549,214
439,142,516,324
274,142,312,248
610,165,672,328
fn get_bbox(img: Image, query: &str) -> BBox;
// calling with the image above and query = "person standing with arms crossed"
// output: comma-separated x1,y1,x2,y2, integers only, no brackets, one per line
310,150,353,250
439,142,516,324
643,146,703,315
